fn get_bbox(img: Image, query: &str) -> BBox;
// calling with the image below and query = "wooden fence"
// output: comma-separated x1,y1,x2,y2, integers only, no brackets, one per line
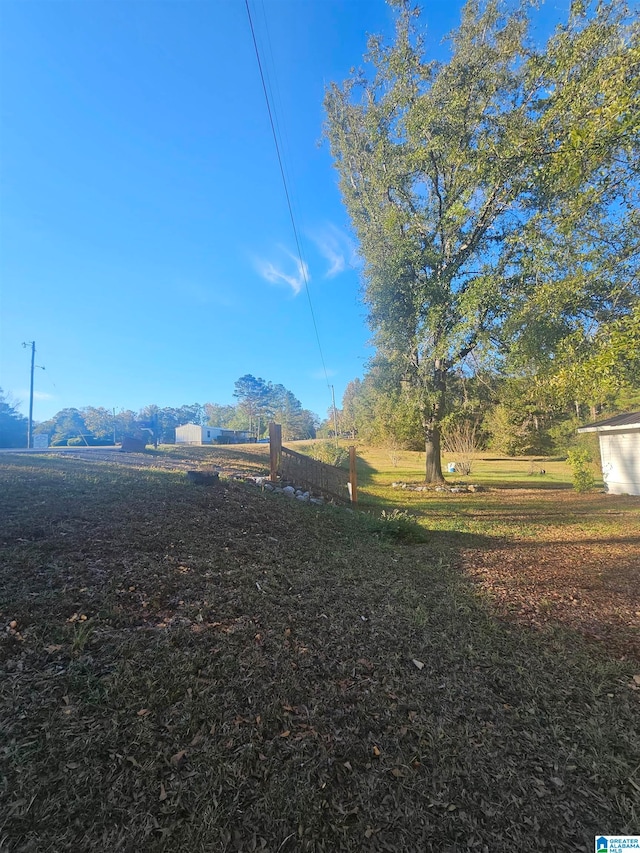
269,423,357,505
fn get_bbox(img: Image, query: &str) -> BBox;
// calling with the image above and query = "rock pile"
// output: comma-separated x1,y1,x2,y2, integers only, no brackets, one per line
391,482,483,493
246,476,326,505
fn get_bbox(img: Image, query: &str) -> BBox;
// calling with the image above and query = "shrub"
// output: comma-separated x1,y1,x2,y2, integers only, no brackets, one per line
442,422,480,475
67,437,85,447
309,441,348,467
484,405,552,456
567,447,596,493
363,509,427,544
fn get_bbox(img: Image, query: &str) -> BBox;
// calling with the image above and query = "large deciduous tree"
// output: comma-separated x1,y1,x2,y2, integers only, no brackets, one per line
506,0,640,410
325,0,639,481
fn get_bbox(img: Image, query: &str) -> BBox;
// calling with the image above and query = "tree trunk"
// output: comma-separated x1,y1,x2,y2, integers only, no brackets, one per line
425,421,445,483
422,361,446,484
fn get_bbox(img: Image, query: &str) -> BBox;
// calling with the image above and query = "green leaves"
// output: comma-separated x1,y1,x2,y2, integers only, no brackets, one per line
325,0,639,478
232,375,316,441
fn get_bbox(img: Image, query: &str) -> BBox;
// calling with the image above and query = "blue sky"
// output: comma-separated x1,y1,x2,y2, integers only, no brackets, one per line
1,0,566,424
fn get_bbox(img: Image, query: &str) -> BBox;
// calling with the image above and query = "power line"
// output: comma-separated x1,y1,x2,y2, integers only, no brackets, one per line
244,0,332,394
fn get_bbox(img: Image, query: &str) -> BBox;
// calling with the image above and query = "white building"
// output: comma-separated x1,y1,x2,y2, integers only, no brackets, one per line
577,412,640,496
175,424,251,445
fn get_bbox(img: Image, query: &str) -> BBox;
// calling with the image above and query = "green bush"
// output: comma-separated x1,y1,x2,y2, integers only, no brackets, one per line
309,441,348,467
362,509,428,544
548,418,600,457
567,447,596,493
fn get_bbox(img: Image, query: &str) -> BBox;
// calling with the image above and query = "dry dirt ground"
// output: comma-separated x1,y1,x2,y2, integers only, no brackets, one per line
1,452,639,852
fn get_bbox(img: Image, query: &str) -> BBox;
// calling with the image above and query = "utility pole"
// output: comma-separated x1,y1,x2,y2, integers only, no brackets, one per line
22,341,36,449
330,385,339,449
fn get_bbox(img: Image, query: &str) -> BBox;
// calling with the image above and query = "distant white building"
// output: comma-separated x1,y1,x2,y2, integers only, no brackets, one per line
577,412,640,496
175,423,251,445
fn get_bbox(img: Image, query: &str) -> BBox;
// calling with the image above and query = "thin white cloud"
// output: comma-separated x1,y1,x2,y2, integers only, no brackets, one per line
320,240,346,278
308,224,360,279
255,248,309,296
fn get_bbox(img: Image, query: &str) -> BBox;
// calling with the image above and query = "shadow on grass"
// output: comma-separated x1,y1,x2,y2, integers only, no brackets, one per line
482,479,575,490
1,453,639,851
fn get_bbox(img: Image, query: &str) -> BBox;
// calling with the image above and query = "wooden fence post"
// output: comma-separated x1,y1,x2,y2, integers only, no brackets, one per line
269,422,282,482
348,446,358,505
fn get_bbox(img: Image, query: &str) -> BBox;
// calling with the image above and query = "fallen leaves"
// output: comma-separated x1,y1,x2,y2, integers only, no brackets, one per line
1,451,639,852
170,750,187,768
461,506,640,661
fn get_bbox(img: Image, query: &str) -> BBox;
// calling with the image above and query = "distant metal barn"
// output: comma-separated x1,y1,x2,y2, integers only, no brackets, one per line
175,423,251,445
578,412,640,496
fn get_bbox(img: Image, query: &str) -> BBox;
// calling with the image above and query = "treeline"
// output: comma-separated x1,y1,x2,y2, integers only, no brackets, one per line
335,361,640,456
0,375,318,448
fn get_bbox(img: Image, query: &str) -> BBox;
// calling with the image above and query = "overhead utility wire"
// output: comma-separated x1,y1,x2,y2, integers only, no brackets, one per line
258,0,304,242
244,0,332,392
256,9,314,318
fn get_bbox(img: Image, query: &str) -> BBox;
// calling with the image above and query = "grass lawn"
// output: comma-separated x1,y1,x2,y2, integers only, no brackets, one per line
1,446,639,851
350,446,639,662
